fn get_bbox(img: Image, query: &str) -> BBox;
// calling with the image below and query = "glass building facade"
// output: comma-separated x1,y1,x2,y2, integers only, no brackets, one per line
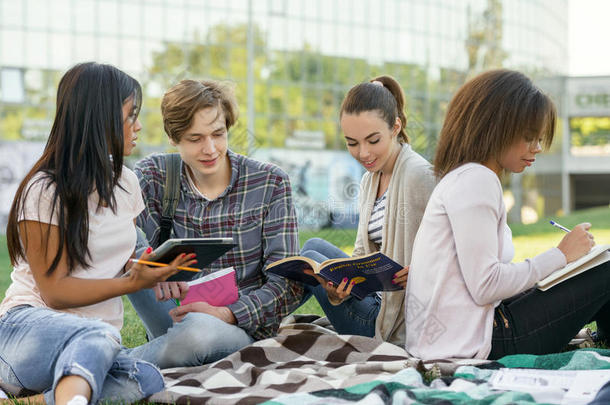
0,0,570,229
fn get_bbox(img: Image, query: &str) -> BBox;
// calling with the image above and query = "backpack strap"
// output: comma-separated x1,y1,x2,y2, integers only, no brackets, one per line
159,153,182,245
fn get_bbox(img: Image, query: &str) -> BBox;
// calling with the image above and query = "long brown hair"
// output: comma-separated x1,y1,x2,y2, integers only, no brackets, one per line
7,62,141,274
434,69,556,178
340,75,409,144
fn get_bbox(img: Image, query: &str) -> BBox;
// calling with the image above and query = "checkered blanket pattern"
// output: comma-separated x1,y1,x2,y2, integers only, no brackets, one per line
151,329,413,404
150,316,491,404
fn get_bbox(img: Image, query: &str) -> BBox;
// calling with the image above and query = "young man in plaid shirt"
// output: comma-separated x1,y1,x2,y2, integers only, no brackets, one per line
127,79,304,368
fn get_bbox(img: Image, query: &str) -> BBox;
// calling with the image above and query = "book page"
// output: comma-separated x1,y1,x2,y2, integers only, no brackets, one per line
563,371,610,404
267,256,319,271
320,251,378,268
490,368,575,391
265,256,321,286
490,368,610,405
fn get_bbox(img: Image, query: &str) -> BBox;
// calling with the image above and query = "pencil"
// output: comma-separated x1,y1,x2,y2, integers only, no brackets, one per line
129,258,201,273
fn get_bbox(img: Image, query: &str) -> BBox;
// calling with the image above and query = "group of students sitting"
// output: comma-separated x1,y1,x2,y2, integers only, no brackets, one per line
0,62,609,404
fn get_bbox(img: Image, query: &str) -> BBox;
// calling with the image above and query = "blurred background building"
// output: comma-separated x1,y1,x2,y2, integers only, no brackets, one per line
1,0,606,234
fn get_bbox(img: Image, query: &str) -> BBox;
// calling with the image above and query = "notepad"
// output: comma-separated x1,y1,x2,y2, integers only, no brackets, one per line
180,267,238,306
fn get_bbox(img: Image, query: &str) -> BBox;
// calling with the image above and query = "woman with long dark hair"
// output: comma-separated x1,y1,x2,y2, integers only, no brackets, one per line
0,62,193,404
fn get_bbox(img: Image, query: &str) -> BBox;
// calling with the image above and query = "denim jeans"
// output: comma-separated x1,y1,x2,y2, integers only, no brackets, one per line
489,260,610,359
299,238,381,337
0,305,164,404
127,288,254,367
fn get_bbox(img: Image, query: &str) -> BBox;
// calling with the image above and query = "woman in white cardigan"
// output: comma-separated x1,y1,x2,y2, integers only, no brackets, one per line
300,76,436,346
405,69,609,360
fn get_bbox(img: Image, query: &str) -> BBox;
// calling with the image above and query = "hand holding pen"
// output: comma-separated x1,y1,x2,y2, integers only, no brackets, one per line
549,220,570,233
552,220,595,263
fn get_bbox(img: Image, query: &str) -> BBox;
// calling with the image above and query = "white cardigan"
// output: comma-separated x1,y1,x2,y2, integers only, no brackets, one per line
405,163,566,359
353,143,436,346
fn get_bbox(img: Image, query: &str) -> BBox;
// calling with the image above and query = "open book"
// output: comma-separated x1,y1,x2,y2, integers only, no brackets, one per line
180,267,238,306
266,252,404,299
537,244,610,291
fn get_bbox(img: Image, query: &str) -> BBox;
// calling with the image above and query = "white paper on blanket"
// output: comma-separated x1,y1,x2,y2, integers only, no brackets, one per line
490,368,610,405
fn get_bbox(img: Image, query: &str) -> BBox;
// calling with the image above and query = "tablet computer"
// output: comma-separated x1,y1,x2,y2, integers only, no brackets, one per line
153,237,236,281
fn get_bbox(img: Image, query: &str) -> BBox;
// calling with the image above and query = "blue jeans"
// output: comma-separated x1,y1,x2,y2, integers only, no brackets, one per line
0,305,164,404
127,288,254,367
300,238,381,337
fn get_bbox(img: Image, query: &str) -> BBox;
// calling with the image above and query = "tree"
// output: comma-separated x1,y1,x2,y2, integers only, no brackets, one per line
141,23,268,154
465,0,508,77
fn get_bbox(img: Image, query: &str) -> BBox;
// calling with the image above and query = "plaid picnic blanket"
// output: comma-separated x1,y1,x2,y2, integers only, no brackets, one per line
151,328,412,404
3,316,609,403
150,314,610,405
266,349,610,405
151,316,489,404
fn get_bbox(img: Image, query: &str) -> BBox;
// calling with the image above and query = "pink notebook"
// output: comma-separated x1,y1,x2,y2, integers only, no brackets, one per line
181,267,238,306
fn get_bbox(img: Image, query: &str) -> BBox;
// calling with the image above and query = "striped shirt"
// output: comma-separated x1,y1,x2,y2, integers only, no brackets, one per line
368,191,387,247
135,150,304,340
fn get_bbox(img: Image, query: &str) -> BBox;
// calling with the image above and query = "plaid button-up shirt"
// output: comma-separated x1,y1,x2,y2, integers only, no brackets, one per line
135,150,304,340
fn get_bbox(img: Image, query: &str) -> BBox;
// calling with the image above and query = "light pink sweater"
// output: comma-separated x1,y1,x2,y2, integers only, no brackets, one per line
405,163,566,359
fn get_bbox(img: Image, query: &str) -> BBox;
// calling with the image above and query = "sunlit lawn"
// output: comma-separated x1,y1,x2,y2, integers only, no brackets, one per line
0,206,609,347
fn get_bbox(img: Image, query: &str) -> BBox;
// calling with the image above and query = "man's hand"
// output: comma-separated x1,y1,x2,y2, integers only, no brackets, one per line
154,281,189,301
169,301,237,324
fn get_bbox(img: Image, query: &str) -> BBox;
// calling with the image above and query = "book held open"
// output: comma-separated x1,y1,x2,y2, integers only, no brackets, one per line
266,252,404,299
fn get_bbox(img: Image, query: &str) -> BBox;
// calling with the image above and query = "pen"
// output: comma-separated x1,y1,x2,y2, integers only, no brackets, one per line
549,220,571,233
128,258,201,273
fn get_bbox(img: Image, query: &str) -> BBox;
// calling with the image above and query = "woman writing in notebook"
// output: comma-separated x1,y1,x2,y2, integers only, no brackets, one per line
0,62,194,404
299,76,436,346
405,69,610,360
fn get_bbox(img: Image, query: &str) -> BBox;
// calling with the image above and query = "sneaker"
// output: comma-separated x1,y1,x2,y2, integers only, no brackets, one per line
568,327,596,348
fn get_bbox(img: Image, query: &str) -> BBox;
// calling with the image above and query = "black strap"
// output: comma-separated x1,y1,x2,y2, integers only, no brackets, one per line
159,153,181,245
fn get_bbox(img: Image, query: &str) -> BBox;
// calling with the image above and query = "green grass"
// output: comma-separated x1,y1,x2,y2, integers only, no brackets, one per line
510,205,610,237
1,205,609,348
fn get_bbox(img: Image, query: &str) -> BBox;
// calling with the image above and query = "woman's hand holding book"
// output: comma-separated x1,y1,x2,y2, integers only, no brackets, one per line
392,265,409,288
303,266,354,305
